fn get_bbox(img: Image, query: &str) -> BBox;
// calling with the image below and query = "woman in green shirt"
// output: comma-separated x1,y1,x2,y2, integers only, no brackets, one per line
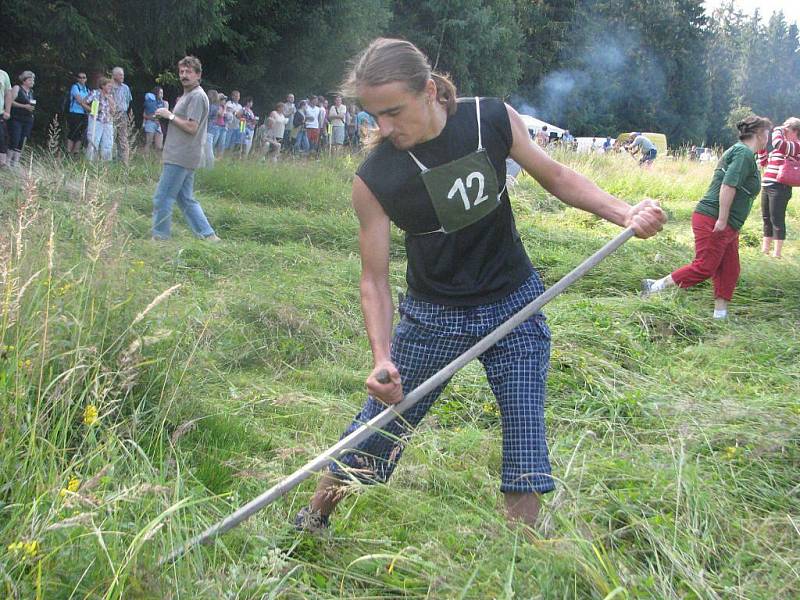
642,115,772,319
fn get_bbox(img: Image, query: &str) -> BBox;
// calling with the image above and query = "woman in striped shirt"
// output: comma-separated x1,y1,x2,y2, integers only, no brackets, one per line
758,118,800,258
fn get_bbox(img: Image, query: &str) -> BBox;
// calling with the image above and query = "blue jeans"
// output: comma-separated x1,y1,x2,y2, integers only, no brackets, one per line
86,118,114,161
294,129,309,153
225,128,241,149
210,125,226,154
152,163,215,239
640,148,657,165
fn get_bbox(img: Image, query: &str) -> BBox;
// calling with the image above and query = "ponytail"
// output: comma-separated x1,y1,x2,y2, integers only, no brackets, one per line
737,115,772,141
431,72,457,116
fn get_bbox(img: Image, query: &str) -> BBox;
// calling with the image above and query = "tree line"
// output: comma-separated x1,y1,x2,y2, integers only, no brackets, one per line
2,0,798,148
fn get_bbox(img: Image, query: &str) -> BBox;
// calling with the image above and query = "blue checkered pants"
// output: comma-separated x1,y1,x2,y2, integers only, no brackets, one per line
330,272,555,494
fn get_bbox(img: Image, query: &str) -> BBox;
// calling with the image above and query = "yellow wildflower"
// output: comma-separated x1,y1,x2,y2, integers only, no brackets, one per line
59,476,81,498
482,402,500,416
68,477,80,492
7,540,39,558
723,446,740,460
17,359,32,370
23,540,39,557
57,282,72,296
83,404,98,426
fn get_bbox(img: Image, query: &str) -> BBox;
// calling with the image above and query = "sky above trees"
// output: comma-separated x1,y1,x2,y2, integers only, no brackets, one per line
704,0,800,24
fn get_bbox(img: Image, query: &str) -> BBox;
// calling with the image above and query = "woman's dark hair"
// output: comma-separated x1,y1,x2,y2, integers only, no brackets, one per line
342,38,457,116
151,86,163,95
737,115,772,140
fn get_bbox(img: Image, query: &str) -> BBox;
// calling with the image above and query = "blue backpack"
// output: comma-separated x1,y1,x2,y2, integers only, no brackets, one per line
143,93,159,115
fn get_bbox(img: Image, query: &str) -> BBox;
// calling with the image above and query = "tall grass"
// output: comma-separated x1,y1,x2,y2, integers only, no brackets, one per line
0,151,798,598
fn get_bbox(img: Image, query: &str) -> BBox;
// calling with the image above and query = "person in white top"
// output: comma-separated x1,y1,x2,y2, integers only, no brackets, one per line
262,101,288,160
225,90,243,149
346,103,358,146
328,95,347,150
304,96,321,151
281,93,296,147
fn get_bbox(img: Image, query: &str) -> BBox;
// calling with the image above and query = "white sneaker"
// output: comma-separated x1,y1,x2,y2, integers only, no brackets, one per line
713,309,727,320
203,234,222,243
641,279,657,298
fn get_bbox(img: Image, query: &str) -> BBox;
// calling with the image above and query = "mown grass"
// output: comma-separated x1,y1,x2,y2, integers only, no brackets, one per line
1,149,798,599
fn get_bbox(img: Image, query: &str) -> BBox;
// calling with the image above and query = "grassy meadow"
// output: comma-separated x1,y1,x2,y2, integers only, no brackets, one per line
0,149,798,599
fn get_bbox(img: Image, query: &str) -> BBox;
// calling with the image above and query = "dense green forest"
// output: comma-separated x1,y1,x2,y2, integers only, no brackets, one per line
2,0,799,147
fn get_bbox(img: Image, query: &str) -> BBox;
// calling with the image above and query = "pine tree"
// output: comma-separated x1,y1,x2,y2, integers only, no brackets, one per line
389,0,525,96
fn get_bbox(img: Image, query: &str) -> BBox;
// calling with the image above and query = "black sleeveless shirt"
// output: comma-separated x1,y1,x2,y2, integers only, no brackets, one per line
357,97,533,306
11,87,34,122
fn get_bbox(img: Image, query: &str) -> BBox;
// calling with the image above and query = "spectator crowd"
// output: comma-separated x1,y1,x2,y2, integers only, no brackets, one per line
0,62,380,170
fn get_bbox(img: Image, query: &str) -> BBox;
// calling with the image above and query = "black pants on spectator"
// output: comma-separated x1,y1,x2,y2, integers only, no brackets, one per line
761,183,792,240
8,118,33,152
67,112,88,143
0,119,8,154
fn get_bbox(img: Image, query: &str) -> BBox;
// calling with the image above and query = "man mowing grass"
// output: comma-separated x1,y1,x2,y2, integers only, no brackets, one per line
295,38,666,534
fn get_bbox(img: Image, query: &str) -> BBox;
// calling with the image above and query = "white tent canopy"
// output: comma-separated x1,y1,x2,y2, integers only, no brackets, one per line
519,114,566,137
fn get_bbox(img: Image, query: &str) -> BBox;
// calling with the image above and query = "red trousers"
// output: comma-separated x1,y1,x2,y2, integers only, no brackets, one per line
671,212,740,301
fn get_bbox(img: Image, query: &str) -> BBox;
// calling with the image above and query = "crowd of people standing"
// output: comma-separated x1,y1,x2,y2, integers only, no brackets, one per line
200,90,377,166
64,67,133,164
0,62,381,171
